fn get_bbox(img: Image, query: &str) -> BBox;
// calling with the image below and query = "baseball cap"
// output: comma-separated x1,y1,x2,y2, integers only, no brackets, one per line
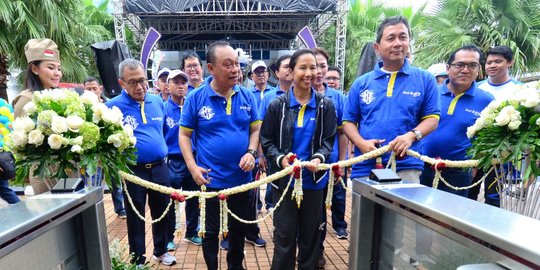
167,69,189,83
157,68,171,79
24,38,60,63
251,60,267,73
427,63,448,77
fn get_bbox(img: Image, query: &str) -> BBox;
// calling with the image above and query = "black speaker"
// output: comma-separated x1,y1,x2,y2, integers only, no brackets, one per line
91,41,132,98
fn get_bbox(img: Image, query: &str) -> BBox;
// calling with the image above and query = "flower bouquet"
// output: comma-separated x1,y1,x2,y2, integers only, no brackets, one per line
7,89,137,188
467,81,540,216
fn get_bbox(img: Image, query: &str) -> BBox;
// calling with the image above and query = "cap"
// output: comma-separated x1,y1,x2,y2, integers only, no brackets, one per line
251,60,267,73
157,68,171,79
167,69,189,83
24,38,60,63
427,63,448,77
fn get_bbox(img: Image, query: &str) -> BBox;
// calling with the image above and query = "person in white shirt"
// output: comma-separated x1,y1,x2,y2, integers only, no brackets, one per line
477,45,522,100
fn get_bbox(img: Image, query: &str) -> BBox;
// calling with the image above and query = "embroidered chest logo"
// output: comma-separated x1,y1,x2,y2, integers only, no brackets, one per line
360,90,375,104
465,108,481,117
198,106,215,120
166,117,176,128
403,91,421,97
124,115,139,130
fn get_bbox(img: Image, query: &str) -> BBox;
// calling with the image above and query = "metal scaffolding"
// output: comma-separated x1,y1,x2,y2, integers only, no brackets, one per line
114,0,344,55
334,0,348,90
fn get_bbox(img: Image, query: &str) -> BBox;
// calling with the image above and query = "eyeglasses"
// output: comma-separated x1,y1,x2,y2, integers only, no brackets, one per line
325,76,340,81
121,78,147,87
185,64,200,70
253,69,268,76
450,62,480,71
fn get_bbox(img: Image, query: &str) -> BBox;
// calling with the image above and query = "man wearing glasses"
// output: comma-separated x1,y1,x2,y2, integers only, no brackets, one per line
420,45,494,197
181,51,205,91
106,59,176,266
325,66,342,90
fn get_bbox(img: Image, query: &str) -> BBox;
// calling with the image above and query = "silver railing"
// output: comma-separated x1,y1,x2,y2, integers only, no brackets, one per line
349,178,540,270
0,188,110,269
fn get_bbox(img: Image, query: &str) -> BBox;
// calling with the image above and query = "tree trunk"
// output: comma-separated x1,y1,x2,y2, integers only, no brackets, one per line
0,54,9,101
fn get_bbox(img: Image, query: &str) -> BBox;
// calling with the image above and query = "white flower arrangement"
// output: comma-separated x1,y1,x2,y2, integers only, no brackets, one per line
7,88,137,186
468,82,540,179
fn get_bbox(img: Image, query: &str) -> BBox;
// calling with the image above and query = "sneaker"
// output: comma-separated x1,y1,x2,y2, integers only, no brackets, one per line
117,211,127,219
336,229,348,239
152,253,176,266
318,254,326,268
245,236,266,247
220,239,229,250
183,236,202,246
167,241,176,251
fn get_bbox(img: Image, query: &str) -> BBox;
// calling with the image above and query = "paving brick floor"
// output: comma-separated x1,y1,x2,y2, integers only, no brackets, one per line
105,184,352,269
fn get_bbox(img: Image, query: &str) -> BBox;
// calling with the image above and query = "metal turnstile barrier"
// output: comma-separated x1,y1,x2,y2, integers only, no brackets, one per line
0,188,110,269
349,178,540,270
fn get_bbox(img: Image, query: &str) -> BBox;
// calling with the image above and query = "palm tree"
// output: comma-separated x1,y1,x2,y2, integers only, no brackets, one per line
414,0,540,77
0,0,111,100
321,0,427,91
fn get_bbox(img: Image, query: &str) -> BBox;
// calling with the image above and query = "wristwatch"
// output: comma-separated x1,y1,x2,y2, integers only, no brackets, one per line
411,129,422,141
246,149,258,159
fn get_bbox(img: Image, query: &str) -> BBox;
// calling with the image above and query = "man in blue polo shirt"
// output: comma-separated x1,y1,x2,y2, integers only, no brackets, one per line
421,45,494,197
343,16,440,181
250,60,274,108
106,59,176,266
181,51,205,92
163,70,202,251
179,41,261,270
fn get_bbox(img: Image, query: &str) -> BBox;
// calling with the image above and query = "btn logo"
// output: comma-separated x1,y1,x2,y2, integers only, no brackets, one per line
198,106,215,120
124,115,139,130
360,90,375,104
166,117,176,128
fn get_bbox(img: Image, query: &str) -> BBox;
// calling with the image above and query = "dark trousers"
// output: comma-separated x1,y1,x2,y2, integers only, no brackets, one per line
167,156,200,241
202,188,249,270
319,181,347,252
271,187,324,270
420,164,471,197
110,176,125,215
245,169,261,240
467,169,500,207
125,161,171,264
0,180,20,204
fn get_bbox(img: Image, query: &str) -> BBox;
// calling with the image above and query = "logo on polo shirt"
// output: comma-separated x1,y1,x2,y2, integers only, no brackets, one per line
403,91,421,97
198,106,215,120
360,90,375,104
124,115,139,130
239,105,251,111
166,117,176,128
465,108,481,117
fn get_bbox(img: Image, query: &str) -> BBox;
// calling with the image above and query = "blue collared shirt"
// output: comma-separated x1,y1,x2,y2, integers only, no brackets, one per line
106,90,168,163
180,76,262,188
163,97,183,156
422,80,494,161
261,86,287,117
343,59,440,177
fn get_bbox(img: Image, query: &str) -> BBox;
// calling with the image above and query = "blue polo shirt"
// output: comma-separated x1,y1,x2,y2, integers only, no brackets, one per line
289,89,326,189
106,90,168,163
324,86,346,163
422,80,494,161
261,86,287,117
180,76,262,188
251,84,275,111
163,97,183,156
343,59,440,178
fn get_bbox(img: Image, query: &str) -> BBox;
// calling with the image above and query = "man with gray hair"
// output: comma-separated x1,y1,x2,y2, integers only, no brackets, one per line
106,59,176,266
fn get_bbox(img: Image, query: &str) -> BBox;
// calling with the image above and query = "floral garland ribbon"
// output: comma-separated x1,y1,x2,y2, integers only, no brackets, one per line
121,146,492,225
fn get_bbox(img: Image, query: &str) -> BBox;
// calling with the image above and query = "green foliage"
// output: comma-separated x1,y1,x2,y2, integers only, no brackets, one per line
110,238,151,270
320,0,427,91
414,0,540,77
0,0,112,84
